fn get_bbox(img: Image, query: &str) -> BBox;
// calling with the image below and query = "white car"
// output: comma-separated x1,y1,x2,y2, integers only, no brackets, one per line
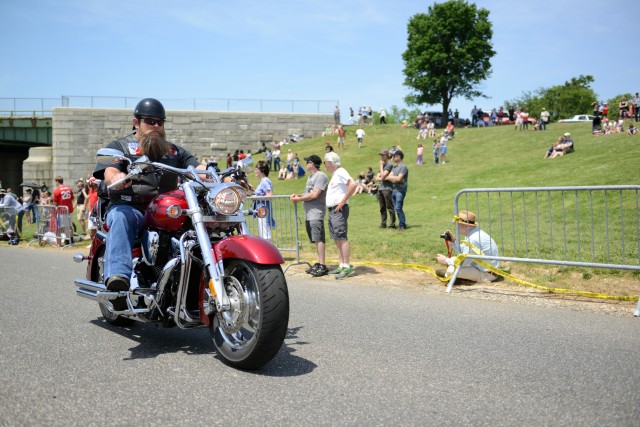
558,114,595,123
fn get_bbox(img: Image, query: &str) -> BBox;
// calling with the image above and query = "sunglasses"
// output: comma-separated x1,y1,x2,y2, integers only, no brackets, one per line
141,117,165,126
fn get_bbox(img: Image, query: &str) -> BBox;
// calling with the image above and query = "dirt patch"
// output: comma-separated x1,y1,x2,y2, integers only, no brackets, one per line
286,260,640,318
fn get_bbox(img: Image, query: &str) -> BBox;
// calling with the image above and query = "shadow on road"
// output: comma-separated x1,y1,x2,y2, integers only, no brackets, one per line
90,318,317,376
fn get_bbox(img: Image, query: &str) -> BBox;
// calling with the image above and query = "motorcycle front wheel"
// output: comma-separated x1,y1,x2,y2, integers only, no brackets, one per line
209,259,289,370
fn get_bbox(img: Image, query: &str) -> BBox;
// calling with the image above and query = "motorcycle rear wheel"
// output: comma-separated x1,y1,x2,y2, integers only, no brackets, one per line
209,259,289,370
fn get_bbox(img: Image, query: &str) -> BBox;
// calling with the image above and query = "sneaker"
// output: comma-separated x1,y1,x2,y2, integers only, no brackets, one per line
335,267,355,280
435,268,447,278
379,224,387,229
328,266,344,275
388,225,397,229
398,226,407,232
305,263,320,274
310,264,329,277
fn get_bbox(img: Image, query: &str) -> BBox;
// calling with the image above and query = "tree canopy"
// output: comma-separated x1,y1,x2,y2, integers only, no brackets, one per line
505,75,598,120
402,0,495,120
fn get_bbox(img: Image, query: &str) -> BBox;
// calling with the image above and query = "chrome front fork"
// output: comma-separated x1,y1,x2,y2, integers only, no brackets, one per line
182,185,230,312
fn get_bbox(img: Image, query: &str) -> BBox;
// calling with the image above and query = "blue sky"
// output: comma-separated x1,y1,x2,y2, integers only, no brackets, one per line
1,0,639,120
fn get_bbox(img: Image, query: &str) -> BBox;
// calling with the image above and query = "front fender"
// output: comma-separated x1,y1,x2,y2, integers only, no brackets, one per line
213,235,285,265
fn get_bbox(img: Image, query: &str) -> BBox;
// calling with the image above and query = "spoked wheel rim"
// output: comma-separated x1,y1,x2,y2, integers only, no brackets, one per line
212,260,261,356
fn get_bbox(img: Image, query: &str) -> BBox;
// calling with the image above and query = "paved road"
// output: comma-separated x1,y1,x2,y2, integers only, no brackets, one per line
1,246,639,426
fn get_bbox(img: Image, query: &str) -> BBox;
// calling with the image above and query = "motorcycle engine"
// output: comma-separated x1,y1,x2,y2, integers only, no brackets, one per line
141,230,160,266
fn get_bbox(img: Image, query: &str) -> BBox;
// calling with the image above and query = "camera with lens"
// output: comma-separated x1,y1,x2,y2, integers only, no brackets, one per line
440,230,453,242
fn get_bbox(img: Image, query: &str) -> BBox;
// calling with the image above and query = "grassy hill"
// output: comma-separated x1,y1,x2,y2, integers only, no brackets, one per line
252,121,640,268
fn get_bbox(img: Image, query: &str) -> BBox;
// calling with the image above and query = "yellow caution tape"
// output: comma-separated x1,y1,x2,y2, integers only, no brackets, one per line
323,257,639,302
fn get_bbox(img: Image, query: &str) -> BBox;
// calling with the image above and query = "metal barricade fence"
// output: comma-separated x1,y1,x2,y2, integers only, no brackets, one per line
450,186,640,315
244,195,307,272
32,205,74,248
0,207,19,236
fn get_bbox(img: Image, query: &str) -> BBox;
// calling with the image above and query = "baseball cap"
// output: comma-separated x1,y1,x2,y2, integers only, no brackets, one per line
379,149,389,156
304,154,322,168
564,132,571,137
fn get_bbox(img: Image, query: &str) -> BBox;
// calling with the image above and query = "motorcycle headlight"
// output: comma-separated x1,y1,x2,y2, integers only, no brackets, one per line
206,184,246,215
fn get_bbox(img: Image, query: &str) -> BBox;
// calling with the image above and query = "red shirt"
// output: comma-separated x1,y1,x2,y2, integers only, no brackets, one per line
53,184,75,213
88,187,99,212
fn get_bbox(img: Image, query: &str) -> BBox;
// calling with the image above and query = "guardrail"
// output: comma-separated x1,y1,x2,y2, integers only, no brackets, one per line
28,205,74,248
446,186,640,315
0,96,339,116
244,195,308,272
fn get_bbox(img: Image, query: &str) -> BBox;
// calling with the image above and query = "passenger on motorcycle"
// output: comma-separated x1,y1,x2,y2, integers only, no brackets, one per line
92,98,209,294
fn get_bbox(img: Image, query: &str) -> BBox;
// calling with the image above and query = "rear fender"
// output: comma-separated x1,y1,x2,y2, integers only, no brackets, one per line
213,235,284,265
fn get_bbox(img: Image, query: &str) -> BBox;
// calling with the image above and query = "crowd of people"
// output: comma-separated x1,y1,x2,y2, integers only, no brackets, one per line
591,93,640,135
7,91,638,288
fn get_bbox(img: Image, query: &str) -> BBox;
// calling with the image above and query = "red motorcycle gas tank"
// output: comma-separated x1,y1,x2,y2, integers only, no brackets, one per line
145,190,189,231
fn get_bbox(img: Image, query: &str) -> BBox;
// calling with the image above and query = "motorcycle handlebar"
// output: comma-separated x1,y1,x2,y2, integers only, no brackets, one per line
106,161,238,190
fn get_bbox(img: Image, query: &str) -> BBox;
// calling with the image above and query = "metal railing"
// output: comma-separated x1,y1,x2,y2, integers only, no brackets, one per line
446,186,640,315
244,195,308,272
29,205,74,248
0,207,20,235
0,96,339,116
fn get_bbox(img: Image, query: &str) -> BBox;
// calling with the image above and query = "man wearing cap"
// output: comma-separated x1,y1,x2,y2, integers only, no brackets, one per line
436,210,500,283
290,154,329,277
376,149,396,228
385,150,409,231
323,151,358,279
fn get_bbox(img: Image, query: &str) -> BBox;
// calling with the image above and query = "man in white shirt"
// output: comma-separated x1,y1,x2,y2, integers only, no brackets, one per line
540,108,550,131
323,152,358,280
355,128,365,148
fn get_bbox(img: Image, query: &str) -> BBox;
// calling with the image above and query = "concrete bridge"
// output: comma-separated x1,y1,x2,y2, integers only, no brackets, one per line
0,106,332,192
0,116,52,191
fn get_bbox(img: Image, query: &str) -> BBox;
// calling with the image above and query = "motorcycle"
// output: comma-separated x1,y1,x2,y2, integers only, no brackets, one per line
73,149,289,370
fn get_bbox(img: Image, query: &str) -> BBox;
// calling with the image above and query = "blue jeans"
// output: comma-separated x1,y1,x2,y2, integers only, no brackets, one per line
105,205,145,281
392,190,406,228
30,203,39,223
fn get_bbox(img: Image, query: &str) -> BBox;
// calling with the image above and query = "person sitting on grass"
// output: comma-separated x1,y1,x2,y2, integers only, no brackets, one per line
548,133,574,159
435,210,500,284
544,137,563,159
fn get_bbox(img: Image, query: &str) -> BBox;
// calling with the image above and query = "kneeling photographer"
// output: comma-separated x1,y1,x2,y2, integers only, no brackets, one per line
435,210,500,283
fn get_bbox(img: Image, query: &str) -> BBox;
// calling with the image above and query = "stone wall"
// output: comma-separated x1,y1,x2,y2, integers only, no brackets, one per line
23,107,331,185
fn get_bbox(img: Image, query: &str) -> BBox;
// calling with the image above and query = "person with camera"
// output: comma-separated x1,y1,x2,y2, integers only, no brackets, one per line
435,210,500,283
93,98,208,295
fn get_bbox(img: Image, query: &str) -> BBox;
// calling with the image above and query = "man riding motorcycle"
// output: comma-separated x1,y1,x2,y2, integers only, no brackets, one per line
93,98,209,302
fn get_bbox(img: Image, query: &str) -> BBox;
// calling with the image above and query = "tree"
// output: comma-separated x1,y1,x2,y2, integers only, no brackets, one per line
505,75,597,120
402,0,495,122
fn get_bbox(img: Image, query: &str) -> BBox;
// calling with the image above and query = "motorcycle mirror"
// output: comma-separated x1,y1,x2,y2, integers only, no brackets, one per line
96,148,131,165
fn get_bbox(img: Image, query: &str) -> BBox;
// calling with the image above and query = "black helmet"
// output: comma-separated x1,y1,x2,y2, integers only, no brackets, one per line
134,98,165,119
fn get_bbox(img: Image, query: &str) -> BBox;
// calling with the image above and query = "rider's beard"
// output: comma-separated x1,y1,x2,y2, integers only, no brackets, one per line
138,128,171,161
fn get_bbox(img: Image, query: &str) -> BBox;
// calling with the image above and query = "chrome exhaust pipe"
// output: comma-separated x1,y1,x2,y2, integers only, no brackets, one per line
76,287,99,300
75,279,107,293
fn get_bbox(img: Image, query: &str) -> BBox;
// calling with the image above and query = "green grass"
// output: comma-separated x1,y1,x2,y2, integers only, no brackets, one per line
14,121,639,290
251,121,640,267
